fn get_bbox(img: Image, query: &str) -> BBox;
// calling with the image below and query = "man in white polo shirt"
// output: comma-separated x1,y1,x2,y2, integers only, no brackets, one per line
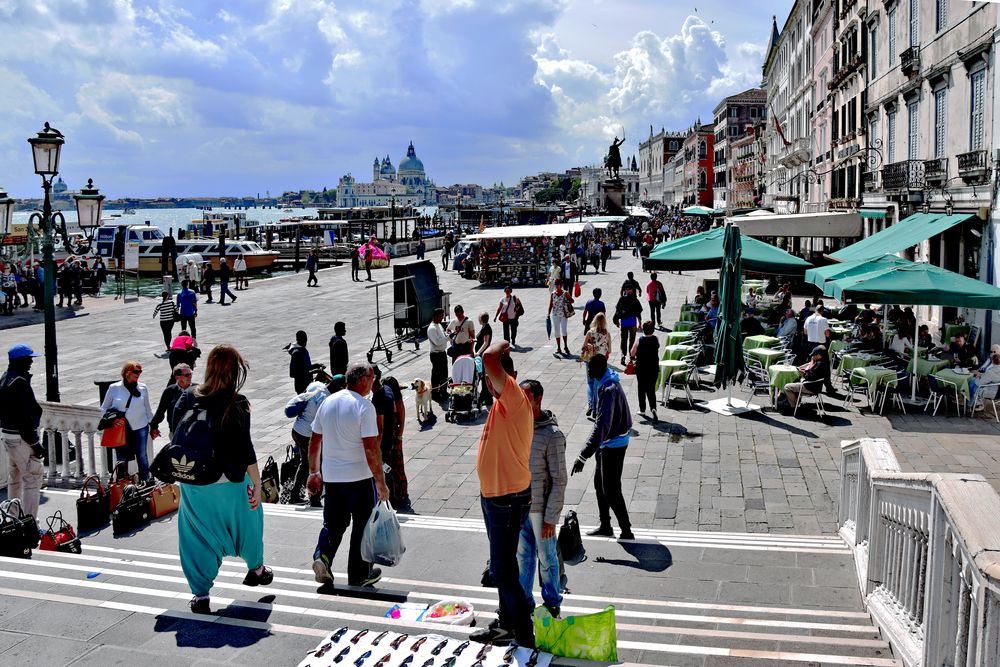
308,361,389,588
804,305,831,346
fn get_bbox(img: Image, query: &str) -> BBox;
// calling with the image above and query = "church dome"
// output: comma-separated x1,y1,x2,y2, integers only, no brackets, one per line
398,141,424,174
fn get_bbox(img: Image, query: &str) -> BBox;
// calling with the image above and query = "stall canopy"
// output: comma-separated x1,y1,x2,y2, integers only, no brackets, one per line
644,227,812,273
729,211,862,238
627,206,651,218
682,205,714,216
829,212,977,262
464,219,615,240
804,254,911,291
827,261,1000,309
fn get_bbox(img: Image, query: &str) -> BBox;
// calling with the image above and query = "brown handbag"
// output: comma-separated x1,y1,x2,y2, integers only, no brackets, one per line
108,463,138,512
148,483,180,519
100,418,128,448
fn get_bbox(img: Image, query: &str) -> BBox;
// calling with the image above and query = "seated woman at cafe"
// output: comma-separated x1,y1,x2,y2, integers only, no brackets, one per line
888,330,913,357
969,346,1000,410
745,288,759,310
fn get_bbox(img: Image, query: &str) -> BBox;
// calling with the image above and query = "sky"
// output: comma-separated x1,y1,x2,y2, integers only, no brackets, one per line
0,0,778,198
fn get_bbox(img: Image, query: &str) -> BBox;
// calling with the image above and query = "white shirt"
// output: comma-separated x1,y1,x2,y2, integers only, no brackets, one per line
889,335,912,355
234,258,247,272
427,321,448,353
447,316,475,345
804,313,830,344
311,389,378,483
100,381,154,430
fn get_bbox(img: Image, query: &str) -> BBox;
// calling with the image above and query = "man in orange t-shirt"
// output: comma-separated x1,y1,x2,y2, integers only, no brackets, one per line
470,339,535,647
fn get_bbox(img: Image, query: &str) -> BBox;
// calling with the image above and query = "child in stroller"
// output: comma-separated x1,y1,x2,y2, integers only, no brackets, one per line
446,355,481,422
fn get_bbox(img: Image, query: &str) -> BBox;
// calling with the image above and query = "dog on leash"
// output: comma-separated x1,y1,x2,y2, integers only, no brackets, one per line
410,378,434,424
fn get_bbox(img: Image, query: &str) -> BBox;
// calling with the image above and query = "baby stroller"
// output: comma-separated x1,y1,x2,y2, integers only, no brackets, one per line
446,355,481,422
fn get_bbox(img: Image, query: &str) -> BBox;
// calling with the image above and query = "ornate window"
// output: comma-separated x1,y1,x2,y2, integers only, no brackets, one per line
970,67,986,150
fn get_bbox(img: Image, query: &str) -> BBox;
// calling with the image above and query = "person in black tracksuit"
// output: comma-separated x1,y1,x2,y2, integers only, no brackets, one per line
287,330,315,394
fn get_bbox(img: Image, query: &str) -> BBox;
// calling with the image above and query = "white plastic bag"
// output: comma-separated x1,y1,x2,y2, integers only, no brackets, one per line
423,599,475,625
361,500,405,567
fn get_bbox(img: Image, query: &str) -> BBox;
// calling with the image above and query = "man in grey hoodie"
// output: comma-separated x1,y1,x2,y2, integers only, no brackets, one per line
516,379,567,617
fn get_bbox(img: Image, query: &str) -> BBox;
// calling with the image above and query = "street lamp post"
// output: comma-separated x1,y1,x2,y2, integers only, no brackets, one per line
0,188,14,247
25,123,104,402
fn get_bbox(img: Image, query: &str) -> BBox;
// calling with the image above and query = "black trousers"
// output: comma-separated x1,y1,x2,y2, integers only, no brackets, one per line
365,262,372,281
648,301,662,326
315,478,377,584
430,351,448,400
307,268,318,286
159,320,174,348
595,447,631,532
351,261,360,281
636,372,657,412
501,318,519,345
481,488,534,647
178,314,197,339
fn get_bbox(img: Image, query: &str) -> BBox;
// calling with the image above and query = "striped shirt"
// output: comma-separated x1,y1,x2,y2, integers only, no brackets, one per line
153,301,177,322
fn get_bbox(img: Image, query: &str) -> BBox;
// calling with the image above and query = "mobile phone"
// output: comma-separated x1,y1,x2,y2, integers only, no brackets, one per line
247,484,254,501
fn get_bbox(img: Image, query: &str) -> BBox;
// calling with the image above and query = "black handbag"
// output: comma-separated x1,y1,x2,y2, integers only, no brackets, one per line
261,456,279,503
77,475,111,532
112,484,151,535
279,445,300,486
558,510,585,561
0,499,40,558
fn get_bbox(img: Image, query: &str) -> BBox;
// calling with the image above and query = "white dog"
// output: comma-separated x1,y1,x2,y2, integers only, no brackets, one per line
410,378,433,423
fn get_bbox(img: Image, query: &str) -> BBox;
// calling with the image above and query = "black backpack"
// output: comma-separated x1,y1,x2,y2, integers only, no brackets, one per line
150,397,224,485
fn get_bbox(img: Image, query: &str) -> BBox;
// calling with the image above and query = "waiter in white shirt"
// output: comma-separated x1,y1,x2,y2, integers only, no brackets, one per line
804,305,831,346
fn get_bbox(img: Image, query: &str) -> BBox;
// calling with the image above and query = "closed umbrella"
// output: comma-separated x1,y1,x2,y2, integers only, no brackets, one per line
644,227,812,273
826,261,1000,402
705,224,756,415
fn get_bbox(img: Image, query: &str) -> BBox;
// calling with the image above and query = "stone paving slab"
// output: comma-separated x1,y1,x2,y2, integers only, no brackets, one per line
2,249,999,534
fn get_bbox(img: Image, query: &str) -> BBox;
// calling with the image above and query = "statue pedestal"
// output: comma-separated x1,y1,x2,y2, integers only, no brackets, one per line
601,179,626,215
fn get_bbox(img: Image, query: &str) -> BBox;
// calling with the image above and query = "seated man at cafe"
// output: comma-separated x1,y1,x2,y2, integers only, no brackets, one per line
945,334,977,369
917,324,934,350
856,325,883,352
740,309,766,338
784,346,831,409
854,304,878,327
777,309,798,339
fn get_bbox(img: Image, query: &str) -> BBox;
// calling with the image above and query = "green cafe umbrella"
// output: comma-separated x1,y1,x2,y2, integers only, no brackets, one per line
826,261,1000,401
682,205,714,216
804,254,911,292
644,227,812,273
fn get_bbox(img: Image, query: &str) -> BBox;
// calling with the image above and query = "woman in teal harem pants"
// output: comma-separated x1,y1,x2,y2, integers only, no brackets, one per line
172,344,273,614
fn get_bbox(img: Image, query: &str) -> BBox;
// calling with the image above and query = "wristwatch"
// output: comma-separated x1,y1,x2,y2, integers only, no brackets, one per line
309,472,321,478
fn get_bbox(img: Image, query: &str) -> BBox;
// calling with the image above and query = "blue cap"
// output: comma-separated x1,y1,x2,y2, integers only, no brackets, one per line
8,344,41,361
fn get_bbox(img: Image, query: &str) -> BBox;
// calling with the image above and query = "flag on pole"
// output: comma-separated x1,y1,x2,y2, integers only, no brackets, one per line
769,103,791,147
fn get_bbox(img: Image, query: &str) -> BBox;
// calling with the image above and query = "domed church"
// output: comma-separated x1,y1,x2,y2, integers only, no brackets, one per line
373,142,434,205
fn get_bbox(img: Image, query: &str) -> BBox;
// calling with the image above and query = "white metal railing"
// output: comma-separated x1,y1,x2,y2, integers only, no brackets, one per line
839,439,1000,667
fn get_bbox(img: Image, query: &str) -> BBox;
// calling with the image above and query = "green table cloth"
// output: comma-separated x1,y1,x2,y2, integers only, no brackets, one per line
679,311,701,322
933,368,973,399
768,364,801,393
829,340,853,355
748,347,785,368
666,331,696,346
674,321,696,332
744,335,780,351
664,344,695,360
657,359,688,390
680,303,699,313
839,353,879,373
764,326,777,337
943,323,970,341
912,356,950,377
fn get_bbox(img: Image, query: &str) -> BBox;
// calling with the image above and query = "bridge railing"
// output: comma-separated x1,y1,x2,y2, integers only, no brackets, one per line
840,438,1000,667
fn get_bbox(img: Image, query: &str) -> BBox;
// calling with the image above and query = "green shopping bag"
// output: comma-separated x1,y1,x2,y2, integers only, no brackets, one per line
533,605,617,662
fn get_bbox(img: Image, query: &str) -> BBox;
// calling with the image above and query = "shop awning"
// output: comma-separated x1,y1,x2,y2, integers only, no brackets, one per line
829,212,976,263
729,211,862,238
860,209,887,219
465,220,612,240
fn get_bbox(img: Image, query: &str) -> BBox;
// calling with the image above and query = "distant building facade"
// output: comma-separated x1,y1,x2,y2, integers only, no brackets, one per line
712,88,767,211
638,127,685,202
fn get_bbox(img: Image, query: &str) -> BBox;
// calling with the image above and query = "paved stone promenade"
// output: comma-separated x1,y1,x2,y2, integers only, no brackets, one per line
2,248,999,537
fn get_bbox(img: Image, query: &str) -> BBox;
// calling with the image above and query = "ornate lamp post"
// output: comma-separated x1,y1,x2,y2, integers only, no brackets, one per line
26,123,104,401
0,188,14,246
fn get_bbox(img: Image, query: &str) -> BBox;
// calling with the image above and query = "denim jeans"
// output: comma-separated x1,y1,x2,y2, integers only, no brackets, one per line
116,425,150,481
481,488,534,647
517,512,563,610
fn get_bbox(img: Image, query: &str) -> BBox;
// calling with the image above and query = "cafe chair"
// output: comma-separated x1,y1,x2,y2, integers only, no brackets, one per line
792,379,827,417
845,369,871,410
969,381,1000,423
662,360,695,408
876,371,909,415
925,375,963,417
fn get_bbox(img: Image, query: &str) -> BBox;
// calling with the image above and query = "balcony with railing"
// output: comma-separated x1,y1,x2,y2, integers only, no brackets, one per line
900,46,920,76
862,170,878,192
957,149,991,184
923,157,948,185
881,160,925,192
839,438,1000,667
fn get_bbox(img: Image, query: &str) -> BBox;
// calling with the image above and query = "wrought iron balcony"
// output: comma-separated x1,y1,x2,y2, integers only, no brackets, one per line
923,158,948,185
862,170,877,192
881,160,925,192
957,149,990,184
900,46,920,76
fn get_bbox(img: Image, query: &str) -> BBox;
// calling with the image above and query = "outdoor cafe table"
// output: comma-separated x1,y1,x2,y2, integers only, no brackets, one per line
829,340,853,355
664,344,695,360
680,303,699,313
748,347,785,368
666,331,695,346
674,321,697,332
679,311,701,322
851,366,898,402
911,356,950,377
943,322,970,341
744,335,780,351
933,368,973,400
768,364,800,400
657,359,688,389
839,352,879,373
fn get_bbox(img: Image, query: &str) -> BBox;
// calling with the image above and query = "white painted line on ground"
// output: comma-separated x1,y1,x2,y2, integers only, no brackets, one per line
47,547,872,619
0,581,895,665
6,554,877,633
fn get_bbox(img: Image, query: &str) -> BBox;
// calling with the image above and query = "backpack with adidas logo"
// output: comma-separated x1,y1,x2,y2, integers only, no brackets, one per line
150,394,224,485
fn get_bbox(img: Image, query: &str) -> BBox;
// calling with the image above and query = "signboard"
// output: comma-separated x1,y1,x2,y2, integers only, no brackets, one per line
1,221,39,246
124,239,140,270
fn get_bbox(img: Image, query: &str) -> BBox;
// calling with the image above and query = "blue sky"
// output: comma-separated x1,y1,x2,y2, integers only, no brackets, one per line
0,0,777,198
